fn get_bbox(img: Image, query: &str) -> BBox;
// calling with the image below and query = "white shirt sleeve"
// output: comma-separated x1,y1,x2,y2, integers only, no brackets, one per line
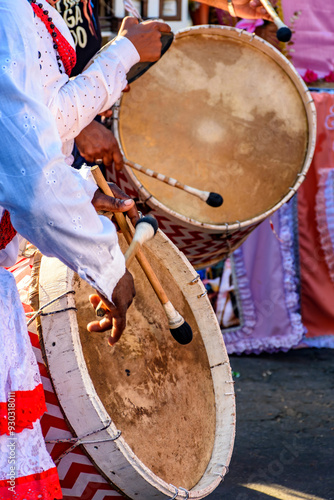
0,0,126,302
49,36,139,142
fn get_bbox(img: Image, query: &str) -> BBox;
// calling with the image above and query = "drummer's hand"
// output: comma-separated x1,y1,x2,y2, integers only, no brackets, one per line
87,270,136,345
119,17,171,62
75,121,124,171
92,184,140,228
202,0,272,20
99,109,113,119
235,0,272,20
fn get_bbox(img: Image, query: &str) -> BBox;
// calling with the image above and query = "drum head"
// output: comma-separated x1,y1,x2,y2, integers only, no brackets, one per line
118,26,315,228
38,230,235,499
75,234,215,490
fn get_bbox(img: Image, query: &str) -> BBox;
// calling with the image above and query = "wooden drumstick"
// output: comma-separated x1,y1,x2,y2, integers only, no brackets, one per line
125,158,223,207
258,0,292,42
96,216,157,311
91,165,193,345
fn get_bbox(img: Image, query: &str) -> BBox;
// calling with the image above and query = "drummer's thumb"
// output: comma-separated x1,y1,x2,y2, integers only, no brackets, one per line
122,16,139,30
113,198,135,213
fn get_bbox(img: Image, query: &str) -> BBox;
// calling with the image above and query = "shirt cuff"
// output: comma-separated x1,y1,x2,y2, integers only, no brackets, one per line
77,224,126,303
78,164,99,200
111,36,140,74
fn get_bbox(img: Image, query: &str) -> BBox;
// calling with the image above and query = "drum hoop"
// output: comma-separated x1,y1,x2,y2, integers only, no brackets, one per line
115,25,317,233
38,231,235,499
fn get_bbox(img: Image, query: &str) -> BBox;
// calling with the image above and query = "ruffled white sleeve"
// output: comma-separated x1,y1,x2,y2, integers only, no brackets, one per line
0,0,125,302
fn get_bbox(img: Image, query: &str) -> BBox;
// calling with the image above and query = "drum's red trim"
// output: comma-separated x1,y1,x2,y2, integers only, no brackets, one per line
0,384,47,435
0,467,62,500
0,210,17,251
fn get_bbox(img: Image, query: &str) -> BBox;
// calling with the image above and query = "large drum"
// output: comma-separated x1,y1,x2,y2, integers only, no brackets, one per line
37,230,235,499
108,25,317,268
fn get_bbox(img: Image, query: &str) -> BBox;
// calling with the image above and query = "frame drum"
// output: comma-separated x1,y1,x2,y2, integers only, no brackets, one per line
38,230,235,499
109,25,317,268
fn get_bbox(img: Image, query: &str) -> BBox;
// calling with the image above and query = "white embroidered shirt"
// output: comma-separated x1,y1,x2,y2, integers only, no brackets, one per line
0,0,140,301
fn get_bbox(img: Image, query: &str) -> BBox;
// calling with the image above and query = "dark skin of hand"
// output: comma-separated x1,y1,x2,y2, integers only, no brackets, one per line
120,16,172,63
198,0,272,20
87,271,135,346
75,121,124,171
87,185,140,344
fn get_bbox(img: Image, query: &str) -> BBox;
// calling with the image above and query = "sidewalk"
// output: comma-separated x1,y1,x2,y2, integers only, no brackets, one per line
208,349,334,500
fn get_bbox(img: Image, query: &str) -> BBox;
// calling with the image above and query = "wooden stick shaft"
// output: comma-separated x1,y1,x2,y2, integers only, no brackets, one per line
124,240,140,267
258,0,287,29
125,158,209,202
91,166,169,305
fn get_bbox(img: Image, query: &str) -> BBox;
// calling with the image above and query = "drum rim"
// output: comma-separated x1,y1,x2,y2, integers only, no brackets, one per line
38,230,235,499
115,24,317,233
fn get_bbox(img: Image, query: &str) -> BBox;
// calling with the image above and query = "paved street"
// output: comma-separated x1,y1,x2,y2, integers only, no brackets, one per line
208,349,334,500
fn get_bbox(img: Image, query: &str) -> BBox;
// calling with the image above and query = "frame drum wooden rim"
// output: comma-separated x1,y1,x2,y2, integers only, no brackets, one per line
38,230,235,499
113,25,317,233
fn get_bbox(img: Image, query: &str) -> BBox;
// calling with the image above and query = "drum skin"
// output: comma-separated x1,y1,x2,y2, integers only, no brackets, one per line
109,25,317,268
38,230,235,499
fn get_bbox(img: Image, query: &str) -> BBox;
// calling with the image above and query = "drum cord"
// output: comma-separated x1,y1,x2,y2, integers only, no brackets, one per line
26,290,77,327
45,419,122,465
169,464,229,499
170,486,189,500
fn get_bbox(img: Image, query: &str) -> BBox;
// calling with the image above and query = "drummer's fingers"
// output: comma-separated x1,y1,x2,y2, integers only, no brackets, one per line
93,189,135,213
142,20,171,33
89,294,101,310
107,183,140,224
88,294,114,332
250,0,273,20
120,16,139,31
108,315,126,346
112,144,125,172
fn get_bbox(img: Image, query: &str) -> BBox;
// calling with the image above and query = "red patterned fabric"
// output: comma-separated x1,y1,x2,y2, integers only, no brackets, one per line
30,3,76,76
0,210,17,251
298,92,334,341
9,255,121,499
0,384,47,436
0,467,62,500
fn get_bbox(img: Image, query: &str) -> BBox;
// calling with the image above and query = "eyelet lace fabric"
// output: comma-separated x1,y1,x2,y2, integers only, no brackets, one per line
0,269,60,499
0,270,44,412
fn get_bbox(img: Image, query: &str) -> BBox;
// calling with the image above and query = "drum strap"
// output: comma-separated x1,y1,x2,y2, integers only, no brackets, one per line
0,210,17,251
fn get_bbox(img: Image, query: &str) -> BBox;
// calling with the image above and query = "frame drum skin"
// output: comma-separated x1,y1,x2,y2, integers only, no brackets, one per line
38,230,235,499
109,25,317,268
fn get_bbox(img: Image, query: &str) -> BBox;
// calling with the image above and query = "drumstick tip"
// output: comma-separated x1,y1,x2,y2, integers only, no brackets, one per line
170,320,193,345
135,215,159,234
206,192,224,208
276,26,292,42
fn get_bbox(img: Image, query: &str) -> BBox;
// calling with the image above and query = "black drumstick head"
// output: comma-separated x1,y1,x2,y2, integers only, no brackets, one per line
206,192,224,208
170,321,193,345
276,27,292,42
135,216,159,234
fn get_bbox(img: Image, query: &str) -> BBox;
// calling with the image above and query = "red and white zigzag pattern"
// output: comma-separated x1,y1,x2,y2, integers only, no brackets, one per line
10,256,122,500
105,166,259,268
